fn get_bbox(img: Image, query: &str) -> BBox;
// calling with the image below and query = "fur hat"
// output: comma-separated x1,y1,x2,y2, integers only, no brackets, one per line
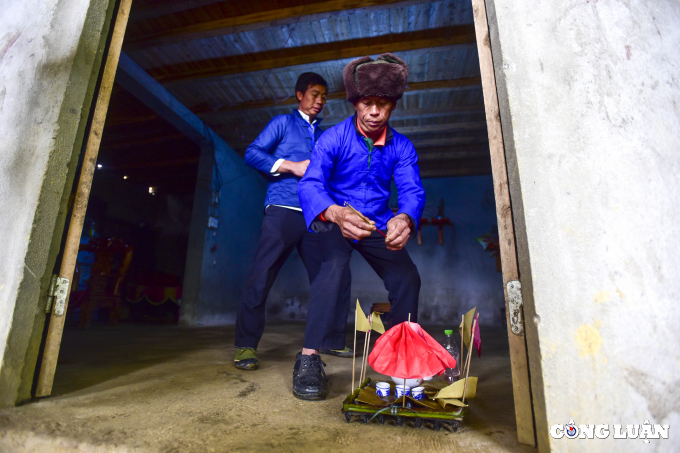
343,53,409,103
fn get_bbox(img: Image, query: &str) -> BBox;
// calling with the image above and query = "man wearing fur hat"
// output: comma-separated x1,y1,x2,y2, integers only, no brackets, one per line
294,54,425,400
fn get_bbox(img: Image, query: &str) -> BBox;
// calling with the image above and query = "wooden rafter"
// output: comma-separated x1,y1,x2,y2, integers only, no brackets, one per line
417,150,489,161
214,114,486,142
418,155,492,178
227,132,487,151
397,122,487,135
148,25,476,85
412,136,488,148
197,78,481,116
343,104,485,125
129,0,227,24
126,0,434,50
419,166,491,178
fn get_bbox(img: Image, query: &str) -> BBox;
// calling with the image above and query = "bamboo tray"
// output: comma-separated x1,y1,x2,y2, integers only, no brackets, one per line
341,378,466,431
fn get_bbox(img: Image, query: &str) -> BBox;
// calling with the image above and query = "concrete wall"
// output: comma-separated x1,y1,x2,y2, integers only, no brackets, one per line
182,143,267,326
265,175,505,328
489,0,680,450
0,0,114,406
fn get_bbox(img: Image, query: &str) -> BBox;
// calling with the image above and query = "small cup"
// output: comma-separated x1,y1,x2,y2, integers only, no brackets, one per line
411,386,425,400
395,385,411,398
375,382,390,397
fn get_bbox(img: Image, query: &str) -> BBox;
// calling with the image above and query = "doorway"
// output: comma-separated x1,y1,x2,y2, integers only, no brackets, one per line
27,0,536,448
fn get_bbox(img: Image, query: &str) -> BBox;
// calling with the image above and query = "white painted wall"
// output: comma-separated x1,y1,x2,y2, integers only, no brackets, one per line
0,0,111,405
491,0,680,450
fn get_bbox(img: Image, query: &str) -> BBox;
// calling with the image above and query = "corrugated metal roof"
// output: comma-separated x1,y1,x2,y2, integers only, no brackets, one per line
111,0,491,179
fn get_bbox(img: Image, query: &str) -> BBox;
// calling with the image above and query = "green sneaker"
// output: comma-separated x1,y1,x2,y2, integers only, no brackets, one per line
319,347,354,358
234,347,259,370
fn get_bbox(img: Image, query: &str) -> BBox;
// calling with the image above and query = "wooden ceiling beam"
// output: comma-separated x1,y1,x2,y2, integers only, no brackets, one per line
214,116,487,143
149,25,476,85
227,131,488,150
419,166,492,178
126,0,434,50
418,150,489,161
197,77,481,116
129,0,227,24
335,104,485,125
418,156,492,178
398,121,488,135
412,136,489,148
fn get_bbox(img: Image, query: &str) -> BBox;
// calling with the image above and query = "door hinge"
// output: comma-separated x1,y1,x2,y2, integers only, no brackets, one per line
45,275,70,316
507,280,524,336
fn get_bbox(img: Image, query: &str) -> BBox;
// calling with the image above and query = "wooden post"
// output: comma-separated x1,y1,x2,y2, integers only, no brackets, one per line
352,310,357,392
36,0,134,397
470,0,535,445
458,315,465,379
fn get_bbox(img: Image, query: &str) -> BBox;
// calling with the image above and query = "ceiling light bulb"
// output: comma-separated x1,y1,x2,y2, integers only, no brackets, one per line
123,175,128,179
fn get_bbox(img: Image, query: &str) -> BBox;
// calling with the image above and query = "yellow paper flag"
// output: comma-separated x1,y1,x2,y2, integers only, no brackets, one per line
436,398,468,408
434,377,478,400
460,307,476,348
355,300,370,332
371,312,385,334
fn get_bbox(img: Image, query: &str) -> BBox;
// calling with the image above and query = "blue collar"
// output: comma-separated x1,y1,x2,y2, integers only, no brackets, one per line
292,108,323,126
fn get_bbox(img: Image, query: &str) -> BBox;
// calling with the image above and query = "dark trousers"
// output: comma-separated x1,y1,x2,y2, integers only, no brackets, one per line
304,226,421,348
235,207,351,350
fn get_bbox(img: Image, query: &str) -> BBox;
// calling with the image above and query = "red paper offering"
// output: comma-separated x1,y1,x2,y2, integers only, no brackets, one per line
368,321,458,379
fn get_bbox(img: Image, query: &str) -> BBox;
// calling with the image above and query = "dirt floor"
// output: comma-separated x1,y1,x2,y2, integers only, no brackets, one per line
0,322,536,453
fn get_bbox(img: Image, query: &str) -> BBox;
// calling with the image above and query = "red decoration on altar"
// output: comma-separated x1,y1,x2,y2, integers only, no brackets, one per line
368,321,458,379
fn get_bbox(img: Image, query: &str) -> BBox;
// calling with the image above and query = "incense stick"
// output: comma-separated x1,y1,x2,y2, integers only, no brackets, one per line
352,310,357,392
462,318,477,404
460,314,465,378
360,330,369,384
344,202,388,238
403,313,411,408
362,315,373,385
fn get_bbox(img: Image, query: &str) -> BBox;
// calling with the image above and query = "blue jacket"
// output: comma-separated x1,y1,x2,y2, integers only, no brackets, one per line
244,109,323,208
299,115,426,232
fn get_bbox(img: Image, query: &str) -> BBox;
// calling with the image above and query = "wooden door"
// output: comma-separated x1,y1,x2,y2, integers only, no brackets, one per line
471,0,536,446
35,0,134,398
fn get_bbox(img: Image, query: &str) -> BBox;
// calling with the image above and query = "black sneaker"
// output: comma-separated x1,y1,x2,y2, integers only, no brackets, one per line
292,353,328,400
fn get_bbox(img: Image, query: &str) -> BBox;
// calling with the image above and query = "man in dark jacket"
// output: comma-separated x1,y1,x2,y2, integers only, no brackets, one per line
296,54,425,396
234,73,351,378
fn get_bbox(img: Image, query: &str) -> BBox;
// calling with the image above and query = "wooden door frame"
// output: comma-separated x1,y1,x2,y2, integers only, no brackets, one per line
471,0,537,446
35,0,134,398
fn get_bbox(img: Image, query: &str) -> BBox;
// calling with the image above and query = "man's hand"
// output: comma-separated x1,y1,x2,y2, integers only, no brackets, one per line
385,213,411,250
278,159,310,177
324,205,374,240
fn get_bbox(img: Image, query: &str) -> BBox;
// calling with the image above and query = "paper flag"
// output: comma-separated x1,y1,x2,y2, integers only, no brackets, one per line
472,312,481,358
355,300,371,332
371,312,385,334
433,377,478,400
459,307,476,348
436,398,468,408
